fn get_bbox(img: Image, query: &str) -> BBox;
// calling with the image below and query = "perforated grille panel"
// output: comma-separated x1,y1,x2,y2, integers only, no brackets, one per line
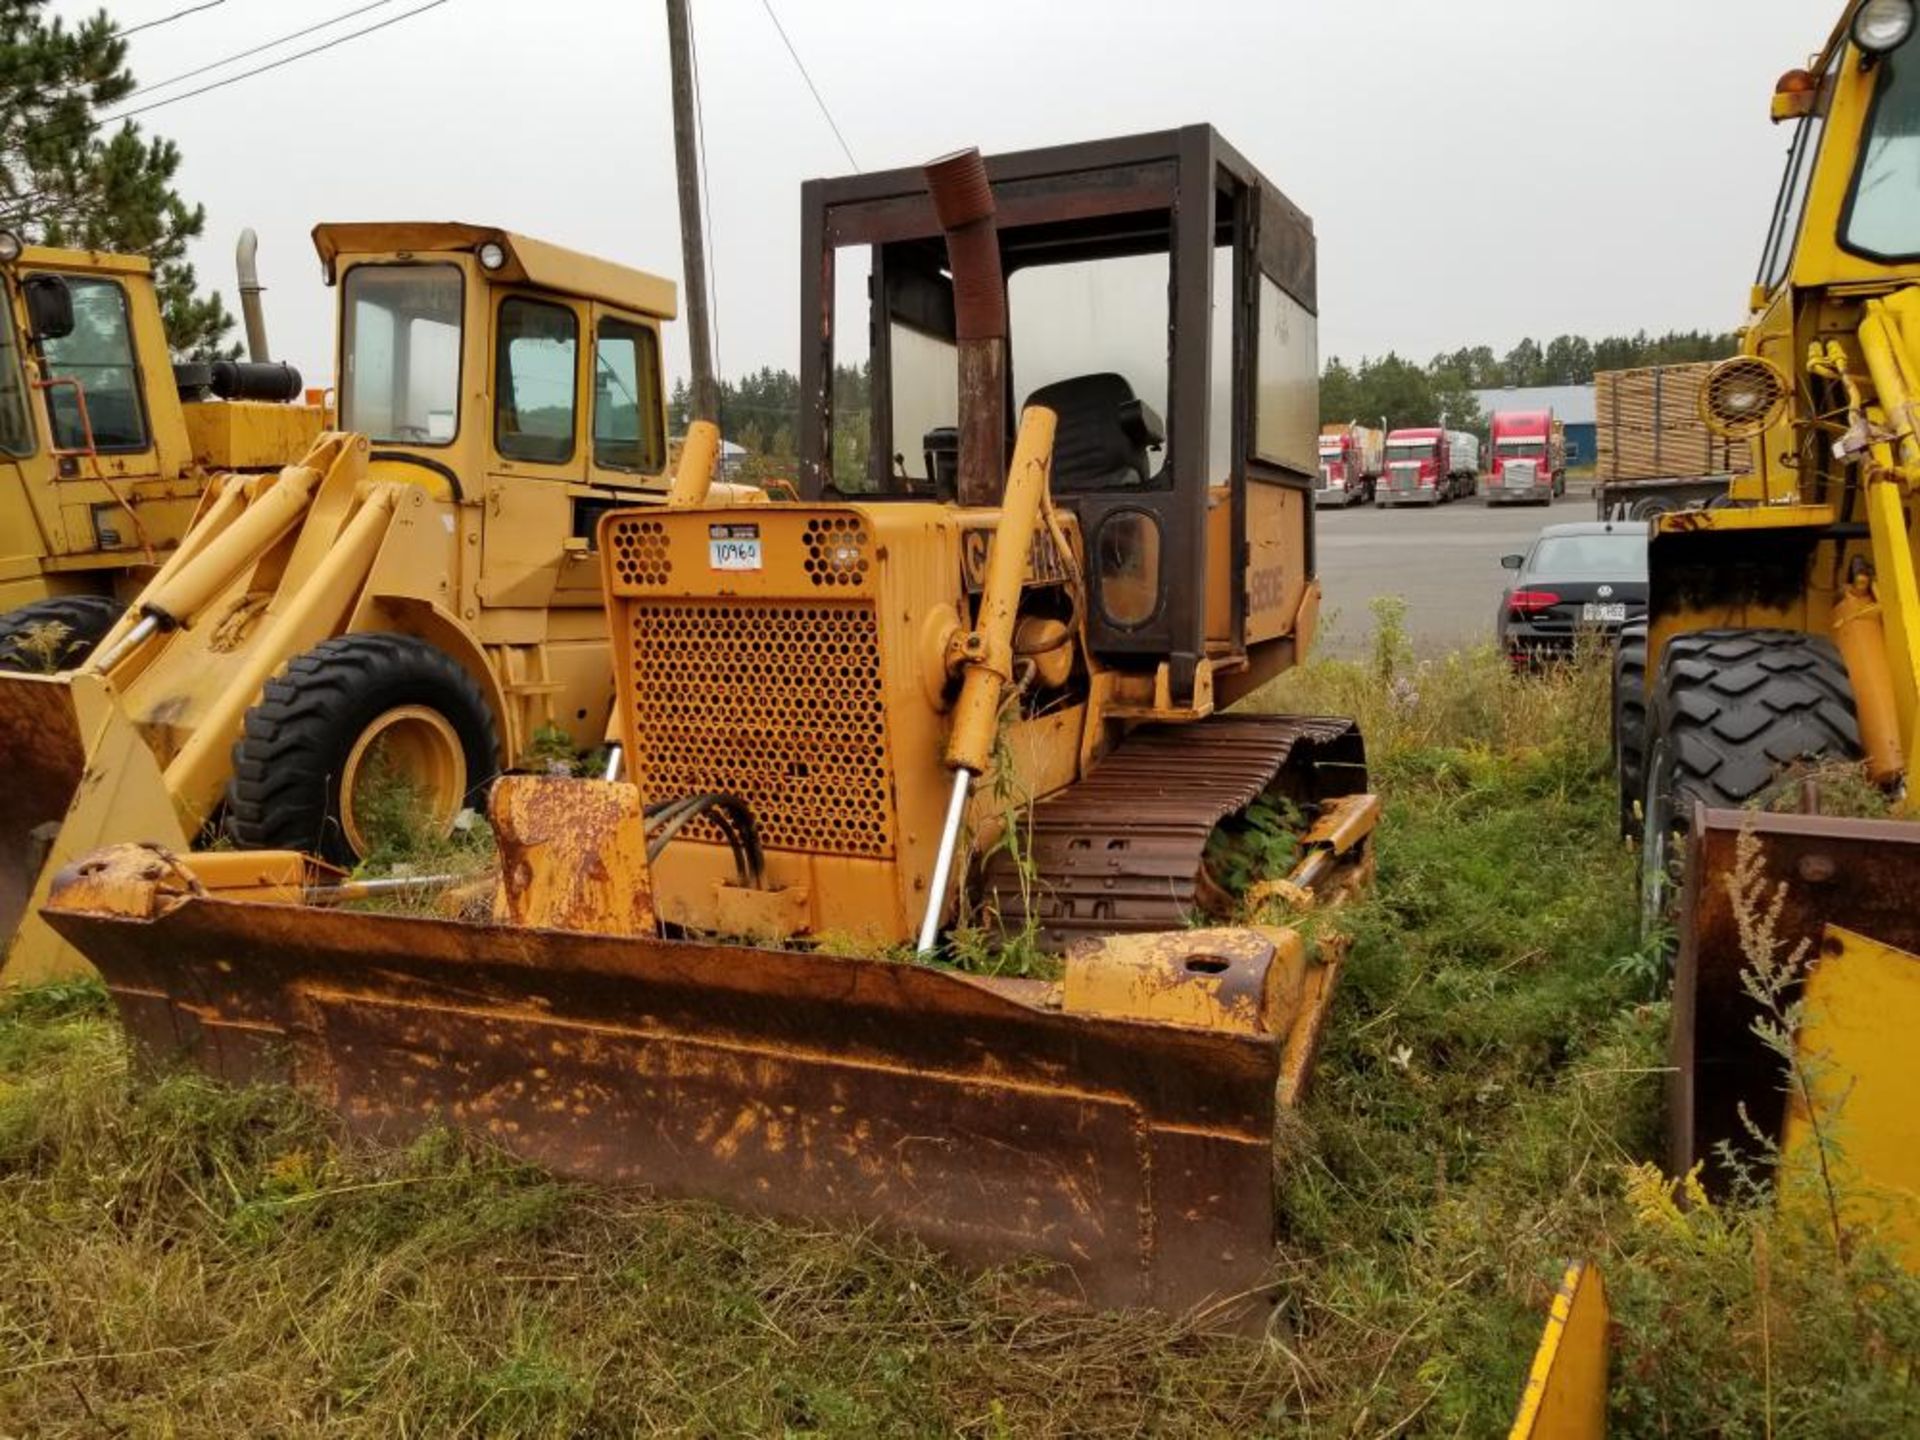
627,600,894,857
802,516,870,588
608,517,672,587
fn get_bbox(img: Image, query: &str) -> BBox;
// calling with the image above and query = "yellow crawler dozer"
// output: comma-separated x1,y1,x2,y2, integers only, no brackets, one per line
46,132,1378,1321
2,223,688,984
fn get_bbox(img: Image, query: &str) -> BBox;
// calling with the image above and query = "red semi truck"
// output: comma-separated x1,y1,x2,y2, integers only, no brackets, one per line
1486,409,1566,506
1381,427,1479,506
1315,422,1385,507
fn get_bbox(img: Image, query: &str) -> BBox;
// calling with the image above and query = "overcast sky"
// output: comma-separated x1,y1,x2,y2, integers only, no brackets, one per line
58,0,1831,390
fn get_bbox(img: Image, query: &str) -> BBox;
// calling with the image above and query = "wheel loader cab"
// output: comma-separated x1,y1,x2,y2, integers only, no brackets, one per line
798,126,1324,711
0,242,320,616
316,224,675,613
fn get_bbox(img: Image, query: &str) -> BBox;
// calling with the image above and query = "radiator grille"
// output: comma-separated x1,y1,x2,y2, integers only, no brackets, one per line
626,599,894,857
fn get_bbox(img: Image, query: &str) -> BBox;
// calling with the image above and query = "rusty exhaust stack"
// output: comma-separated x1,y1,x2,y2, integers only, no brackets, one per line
924,148,1007,508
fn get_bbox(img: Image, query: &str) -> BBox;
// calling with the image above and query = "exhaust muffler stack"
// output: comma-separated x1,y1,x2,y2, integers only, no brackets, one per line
924,148,1007,508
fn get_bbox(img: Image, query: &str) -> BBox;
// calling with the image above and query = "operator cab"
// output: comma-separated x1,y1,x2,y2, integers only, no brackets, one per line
798,126,1322,704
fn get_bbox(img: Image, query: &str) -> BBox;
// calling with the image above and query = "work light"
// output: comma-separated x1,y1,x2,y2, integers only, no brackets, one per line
1701,356,1790,440
1853,0,1915,54
477,240,507,271
0,230,20,263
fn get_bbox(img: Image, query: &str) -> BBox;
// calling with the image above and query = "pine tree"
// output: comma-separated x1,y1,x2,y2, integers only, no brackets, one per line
0,1,234,358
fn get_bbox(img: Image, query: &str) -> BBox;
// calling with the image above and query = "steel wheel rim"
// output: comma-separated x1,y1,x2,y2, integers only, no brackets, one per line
340,704,467,858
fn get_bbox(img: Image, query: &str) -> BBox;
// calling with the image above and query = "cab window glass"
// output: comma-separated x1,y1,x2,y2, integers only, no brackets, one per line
1845,42,1920,259
1757,53,1839,290
495,297,578,464
41,277,146,451
1010,253,1168,490
593,318,664,473
0,290,32,456
340,264,463,444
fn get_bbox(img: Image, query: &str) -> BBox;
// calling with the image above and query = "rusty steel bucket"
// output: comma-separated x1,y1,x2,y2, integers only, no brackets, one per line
0,671,185,986
0,674,90,967
44,840,1344,1322
1673,804,1920,1201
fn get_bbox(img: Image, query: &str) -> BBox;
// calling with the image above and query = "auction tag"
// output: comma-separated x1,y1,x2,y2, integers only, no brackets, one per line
708,522,762,570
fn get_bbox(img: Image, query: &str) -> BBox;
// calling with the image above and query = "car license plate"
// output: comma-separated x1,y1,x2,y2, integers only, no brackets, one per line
1582,602,1627,623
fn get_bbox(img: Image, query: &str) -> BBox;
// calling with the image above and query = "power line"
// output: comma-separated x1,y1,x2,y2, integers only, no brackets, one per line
125,0,402,102
112,1,226,39
688,1,724,414
91,0,449,131
757,0,858,172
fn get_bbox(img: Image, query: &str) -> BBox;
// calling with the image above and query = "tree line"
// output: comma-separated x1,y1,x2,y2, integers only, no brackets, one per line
2,1,233,356
1320,329,1739,432
675,326,1742,465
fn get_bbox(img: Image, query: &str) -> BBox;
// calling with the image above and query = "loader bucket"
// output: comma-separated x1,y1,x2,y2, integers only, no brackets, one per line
0,673,88,950
44,843,1340,1324
1508,1262,1608,1440
1672,806,1920,1194
0,671,186,986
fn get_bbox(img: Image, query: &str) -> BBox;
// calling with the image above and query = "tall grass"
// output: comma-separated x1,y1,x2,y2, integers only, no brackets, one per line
1,607,1914,1435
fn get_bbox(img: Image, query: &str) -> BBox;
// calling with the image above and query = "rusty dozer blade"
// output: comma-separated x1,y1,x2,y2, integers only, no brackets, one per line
44,837,1343,1323
1673,805,1920,1199
0,670,188,987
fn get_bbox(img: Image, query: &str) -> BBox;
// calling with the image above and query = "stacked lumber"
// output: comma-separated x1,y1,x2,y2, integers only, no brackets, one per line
1595,363,1754,481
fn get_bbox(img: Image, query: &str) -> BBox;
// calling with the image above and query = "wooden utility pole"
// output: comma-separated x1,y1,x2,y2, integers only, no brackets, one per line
666,0,717,425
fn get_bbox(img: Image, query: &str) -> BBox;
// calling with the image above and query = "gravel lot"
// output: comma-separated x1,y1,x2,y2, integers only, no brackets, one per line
1310,485,1597,656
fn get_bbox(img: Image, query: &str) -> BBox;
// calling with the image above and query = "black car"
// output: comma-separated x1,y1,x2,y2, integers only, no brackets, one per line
1496,521,1648,661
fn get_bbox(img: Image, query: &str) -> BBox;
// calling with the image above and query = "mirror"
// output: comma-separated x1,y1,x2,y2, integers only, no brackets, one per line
1500,553,1524,570
23,275,73,341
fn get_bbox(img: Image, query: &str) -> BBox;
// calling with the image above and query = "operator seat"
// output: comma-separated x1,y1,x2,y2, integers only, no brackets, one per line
1024,372,1164,491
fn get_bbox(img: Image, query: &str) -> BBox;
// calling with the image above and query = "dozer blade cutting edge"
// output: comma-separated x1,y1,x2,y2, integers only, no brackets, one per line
44,836,1343,1323
0,670,185,987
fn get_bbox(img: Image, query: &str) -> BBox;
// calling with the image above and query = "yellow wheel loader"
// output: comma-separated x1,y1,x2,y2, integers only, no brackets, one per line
0,232,321,649
1,223,686,985
44,131,1379,1322
1619,0,1920,1260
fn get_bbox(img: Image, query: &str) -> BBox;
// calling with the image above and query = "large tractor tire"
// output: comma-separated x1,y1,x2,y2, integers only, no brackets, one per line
1611,621,1648,838
1639,629,1860,938
225,632,500,866
0,594,124,672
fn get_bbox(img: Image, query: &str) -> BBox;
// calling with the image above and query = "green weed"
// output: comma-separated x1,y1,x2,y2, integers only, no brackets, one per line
6,619,85,673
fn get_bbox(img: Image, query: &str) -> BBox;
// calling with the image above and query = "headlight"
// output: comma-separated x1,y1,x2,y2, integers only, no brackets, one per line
1701,356,1790,440
1853,0,1915,54
476,240,507,271
0,230,20,263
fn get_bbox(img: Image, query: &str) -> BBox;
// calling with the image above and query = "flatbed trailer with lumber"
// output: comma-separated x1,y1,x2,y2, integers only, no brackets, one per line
1593,361,1749,518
